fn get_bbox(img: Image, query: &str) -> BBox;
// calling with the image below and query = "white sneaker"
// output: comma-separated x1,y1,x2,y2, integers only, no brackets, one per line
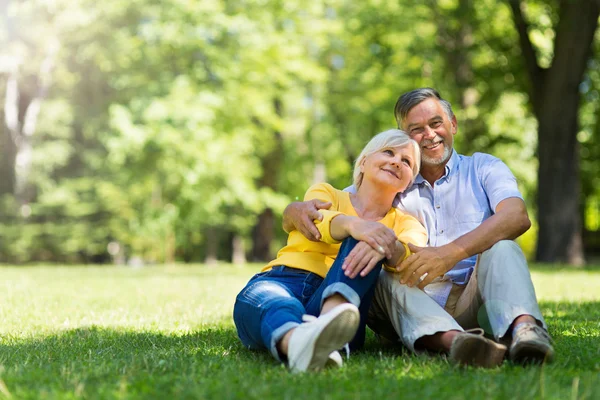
324,350,344,368
287,303,360,373
302,315,346,369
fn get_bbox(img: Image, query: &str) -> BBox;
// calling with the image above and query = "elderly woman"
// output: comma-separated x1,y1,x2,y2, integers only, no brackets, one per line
233,129,427,372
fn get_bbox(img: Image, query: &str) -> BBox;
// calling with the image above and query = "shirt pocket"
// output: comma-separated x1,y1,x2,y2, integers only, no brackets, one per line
454,211,485,225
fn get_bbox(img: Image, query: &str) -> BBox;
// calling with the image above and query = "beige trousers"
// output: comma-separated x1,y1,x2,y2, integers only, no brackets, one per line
367,240,547,352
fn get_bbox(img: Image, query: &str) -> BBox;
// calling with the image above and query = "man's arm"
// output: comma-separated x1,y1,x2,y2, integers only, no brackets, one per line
282,200,332,241
282,198,398,258
399,197,531,288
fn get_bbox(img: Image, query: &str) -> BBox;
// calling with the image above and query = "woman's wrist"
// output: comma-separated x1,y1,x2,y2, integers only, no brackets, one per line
384,240,401,267
330,214,356,241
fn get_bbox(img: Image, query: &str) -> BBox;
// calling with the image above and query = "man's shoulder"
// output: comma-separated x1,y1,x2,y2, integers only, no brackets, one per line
457,152,502,164
456,152,508,174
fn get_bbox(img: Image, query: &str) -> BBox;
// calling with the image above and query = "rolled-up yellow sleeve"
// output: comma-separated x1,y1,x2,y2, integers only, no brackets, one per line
303,182,346,244
382,241,412,272
395,214,428,247
316,210,344,244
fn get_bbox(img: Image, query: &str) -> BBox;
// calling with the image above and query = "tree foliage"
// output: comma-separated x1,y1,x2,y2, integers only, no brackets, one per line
1,0,599,264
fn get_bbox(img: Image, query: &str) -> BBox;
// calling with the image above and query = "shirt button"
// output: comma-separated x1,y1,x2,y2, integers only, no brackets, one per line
439,230,444,234
435,205,440,209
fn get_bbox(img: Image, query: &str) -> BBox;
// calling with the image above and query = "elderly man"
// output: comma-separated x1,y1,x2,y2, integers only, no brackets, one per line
283,88,553,367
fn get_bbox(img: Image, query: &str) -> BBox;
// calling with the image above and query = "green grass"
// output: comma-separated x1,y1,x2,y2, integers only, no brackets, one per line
0,264,599,399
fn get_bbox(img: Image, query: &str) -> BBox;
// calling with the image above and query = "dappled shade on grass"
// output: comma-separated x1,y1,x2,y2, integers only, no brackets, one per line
0,264,598,399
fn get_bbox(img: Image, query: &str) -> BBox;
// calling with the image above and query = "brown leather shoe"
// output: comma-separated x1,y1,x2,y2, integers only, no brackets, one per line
509,323,554,364
450,328,507,368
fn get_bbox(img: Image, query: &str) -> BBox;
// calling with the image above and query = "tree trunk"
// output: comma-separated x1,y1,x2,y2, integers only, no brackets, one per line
1,36,58,203
204,227,218,265
535,95,584,264
1,71,20,198
251,208,275,261
0,123,17,197
250,98,284,261
510,0,599,264
232,234,246,264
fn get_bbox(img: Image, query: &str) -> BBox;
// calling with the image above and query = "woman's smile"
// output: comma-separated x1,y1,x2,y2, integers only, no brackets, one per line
382,168,400,180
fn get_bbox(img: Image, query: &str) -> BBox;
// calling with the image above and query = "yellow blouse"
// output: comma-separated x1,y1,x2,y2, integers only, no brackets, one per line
262,183,428,278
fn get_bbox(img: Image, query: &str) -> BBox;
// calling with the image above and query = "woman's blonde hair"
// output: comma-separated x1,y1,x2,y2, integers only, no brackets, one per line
353,129,421,189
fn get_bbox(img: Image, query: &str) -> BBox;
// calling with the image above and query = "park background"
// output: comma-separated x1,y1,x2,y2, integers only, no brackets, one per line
2,0,600,266
1,1,600,399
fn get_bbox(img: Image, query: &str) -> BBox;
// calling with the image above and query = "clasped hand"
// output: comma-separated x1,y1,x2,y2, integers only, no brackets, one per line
396,244,454,289
341,221,396,278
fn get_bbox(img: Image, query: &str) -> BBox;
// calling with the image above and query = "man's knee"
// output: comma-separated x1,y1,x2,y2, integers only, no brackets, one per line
480,240,525,266
478,240,528,281
377,269,401,288
486,240,522,256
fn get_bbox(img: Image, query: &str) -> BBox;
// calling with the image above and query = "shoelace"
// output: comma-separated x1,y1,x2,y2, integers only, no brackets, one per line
514,324,552,342
301,314,352,359
463,328,485,336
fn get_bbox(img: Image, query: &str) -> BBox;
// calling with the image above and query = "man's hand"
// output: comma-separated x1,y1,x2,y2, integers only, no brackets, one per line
282,199,332,241
341,241,385,278
397,244,457,289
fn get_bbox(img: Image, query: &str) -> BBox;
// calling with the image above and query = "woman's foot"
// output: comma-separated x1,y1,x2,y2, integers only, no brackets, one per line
287,303,360,373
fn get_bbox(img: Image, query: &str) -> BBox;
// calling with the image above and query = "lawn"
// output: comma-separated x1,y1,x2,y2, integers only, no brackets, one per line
0,263,599,399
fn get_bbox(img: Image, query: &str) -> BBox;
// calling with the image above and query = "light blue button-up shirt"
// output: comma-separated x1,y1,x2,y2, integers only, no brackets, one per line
394,150,523,305
346,150,523,306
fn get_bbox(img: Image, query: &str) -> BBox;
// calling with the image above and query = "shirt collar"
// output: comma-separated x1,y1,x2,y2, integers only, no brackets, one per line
413,149,458,185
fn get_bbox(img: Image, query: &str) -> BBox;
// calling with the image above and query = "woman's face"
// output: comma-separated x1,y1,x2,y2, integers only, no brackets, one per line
361,145,415,192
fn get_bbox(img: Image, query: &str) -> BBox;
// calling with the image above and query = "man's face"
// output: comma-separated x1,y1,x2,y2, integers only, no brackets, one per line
402,98,457,166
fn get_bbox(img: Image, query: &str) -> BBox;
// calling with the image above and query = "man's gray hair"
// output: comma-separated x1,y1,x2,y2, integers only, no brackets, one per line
394,88,455,128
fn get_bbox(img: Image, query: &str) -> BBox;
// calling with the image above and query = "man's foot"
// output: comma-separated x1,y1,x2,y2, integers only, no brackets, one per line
509,323,554,364
449,328,507,368
287,303,360,373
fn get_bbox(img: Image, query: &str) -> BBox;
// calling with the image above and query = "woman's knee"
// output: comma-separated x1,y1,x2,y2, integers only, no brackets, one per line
234,279,304,349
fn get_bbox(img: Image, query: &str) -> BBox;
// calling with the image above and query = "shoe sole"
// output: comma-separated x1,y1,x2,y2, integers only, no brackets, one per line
450,334,507,368
291,304,359,372
510,341,554,364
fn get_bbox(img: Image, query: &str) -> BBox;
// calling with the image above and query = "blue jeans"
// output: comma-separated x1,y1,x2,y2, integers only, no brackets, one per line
233,237,382,361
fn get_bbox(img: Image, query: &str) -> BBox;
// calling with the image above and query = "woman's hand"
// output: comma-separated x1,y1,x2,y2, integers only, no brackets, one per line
341,241,386,278
347,220,397,259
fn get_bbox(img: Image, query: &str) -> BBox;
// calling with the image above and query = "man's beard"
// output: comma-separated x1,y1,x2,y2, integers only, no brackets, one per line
421,139,452,166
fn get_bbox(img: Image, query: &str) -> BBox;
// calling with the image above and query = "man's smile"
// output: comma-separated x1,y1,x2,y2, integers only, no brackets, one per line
422,140,443,150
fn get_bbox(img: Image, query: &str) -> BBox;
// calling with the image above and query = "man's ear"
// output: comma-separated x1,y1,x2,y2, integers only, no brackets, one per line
451,115,458,135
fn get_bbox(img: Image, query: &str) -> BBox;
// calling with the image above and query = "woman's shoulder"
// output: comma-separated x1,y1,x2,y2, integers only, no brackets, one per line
305,182,343,197
304,182,347,207
392,207,425,227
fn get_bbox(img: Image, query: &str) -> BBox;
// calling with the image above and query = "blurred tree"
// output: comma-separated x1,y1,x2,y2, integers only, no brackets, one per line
1,0,597,265
0,0,59,204
508,0,599,264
